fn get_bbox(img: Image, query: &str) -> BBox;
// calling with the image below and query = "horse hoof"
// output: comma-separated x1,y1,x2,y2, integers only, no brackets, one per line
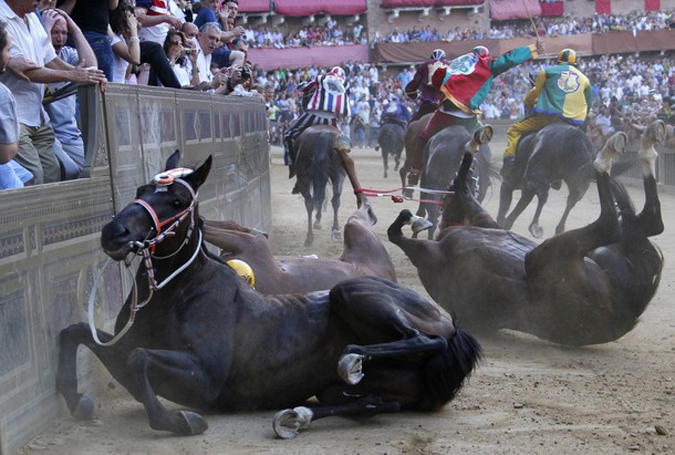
529,224,544,239
410,215,433,234
73,394,95,421
176,410,208,436
475,125,494,145
273,407,313,439
338,353,364,385
331,229,341,242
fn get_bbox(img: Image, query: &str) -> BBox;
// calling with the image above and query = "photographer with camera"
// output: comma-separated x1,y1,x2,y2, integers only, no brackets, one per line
163,30,199,87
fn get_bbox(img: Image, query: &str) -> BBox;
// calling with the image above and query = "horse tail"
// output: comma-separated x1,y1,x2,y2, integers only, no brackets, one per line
419,327,482,410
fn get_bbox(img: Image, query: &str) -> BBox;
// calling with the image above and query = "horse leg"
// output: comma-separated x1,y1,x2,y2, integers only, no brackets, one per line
304,195,314,246
504,188,535,231
273,395,401,439
554,177,590,236
497,183,514,227
528,188,549,239
388,209,435,265
633,130,664,237
330,177,343,242
382,148,388,179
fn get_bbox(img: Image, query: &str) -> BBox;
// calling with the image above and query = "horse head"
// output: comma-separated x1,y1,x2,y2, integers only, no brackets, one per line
101,150,212,262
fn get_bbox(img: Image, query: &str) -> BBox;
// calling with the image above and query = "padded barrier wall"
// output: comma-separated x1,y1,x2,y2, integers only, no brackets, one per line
0,84,271,454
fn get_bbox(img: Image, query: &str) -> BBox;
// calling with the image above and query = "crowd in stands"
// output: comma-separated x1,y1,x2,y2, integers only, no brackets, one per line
0,0,263,191
375,9,675,44
245,22,368,49
2,0,675,192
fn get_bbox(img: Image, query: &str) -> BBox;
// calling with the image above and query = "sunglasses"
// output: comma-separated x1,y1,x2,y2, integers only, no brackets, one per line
171,41,183,46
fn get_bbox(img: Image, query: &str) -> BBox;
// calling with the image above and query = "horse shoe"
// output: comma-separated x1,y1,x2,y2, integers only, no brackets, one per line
338,353,364,385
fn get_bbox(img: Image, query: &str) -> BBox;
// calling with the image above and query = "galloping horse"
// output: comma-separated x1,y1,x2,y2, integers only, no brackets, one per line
496,122,605,238
415,125,494,239
56,151,481,438
293,125,357,246
203,200,397,294
388,122,663,345
377,121,405,178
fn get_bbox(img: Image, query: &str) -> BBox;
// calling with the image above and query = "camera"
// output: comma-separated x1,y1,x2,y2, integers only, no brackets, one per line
184,48,195,55
241,68,251,80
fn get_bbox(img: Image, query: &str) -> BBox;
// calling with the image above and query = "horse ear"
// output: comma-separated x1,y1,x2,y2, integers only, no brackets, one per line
165,150,181,171
186,155,212,190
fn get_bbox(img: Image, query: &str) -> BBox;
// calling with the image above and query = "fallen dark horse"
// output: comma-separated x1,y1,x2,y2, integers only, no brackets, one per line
203,199,397,294
56,151,481,438
388,121,664,345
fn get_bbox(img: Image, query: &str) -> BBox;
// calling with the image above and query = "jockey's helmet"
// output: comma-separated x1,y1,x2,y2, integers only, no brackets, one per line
558,48,577,65
329,66,346,82
472,45,489,58
430,49,446,61
226,259,255,288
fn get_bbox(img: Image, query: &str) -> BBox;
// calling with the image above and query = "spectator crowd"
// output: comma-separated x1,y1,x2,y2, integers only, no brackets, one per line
2,0,675,192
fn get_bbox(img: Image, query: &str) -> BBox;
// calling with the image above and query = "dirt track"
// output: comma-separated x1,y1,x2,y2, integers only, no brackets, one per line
20,141,675,455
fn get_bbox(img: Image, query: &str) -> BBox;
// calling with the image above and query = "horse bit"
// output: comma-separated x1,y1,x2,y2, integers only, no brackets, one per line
88,168,202,346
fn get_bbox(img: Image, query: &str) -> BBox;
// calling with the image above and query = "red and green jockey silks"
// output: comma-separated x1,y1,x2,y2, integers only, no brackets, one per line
430,44,538,115
525,64,593,124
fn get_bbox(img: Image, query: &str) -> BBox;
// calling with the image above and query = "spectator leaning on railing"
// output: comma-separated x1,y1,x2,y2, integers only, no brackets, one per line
43,7,97,179
0,0,106,185
109,0,141,84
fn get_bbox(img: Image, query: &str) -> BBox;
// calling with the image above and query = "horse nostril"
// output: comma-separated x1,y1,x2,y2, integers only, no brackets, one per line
102,220,131,245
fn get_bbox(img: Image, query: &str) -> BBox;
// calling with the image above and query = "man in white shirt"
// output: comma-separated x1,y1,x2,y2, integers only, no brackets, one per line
0,0,106,184
195,22,225,91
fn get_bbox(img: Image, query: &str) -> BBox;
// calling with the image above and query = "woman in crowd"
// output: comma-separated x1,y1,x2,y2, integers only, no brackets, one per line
163,30,199,87
109,0,141,84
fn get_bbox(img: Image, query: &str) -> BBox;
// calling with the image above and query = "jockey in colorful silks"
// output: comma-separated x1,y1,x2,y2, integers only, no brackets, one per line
382,95,412,128
283,66,350,178
406,41,545,187
501,48,593,180
404,49,449,122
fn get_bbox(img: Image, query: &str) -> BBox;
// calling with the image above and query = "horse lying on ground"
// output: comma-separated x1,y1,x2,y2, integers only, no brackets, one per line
388,121,664,345
203,200,396,294
294,124,367,246
57,151,481,439
415,125,494,239
377,120,405,179
497,122,619,238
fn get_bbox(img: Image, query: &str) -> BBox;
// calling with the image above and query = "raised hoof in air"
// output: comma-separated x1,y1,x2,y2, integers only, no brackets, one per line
410,215,433,235
273,407,313,439
338,353,364,385
73,394,95,421
175,410,208,436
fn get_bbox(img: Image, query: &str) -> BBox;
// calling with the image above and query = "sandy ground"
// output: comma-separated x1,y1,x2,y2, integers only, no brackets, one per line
19,140,675,455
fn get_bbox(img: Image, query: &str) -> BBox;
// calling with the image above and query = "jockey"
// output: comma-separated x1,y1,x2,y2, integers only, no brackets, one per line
501,48,593,180
382,94,412,128
404,49,449,122
406,41,545,187
283,66,350,178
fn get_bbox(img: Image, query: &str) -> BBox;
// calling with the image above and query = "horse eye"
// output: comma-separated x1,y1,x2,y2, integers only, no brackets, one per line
173,199,182,208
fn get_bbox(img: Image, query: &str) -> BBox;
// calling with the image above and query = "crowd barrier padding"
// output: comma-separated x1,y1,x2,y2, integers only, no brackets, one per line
0,84,270,454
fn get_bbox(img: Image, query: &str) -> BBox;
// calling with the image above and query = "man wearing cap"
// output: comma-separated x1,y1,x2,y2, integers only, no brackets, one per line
404,48,448,122
500,48,592,180
406,41,545,187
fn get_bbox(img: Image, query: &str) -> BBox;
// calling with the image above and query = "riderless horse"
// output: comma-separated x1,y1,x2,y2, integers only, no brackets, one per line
203,199,396,294
56,151,481,438
388,122,664,345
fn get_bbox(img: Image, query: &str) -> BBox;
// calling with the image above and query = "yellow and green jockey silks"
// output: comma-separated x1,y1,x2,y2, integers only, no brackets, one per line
525,64,592,124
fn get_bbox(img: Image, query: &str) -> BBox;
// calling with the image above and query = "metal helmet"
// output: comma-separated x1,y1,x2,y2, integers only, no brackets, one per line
226,259,255,288
330,66,346,82
558,48,577,65
472,45,489,58
430,49,446,61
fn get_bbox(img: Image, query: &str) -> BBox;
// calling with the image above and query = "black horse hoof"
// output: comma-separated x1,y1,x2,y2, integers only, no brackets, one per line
176,410,208,436
73,394,95,421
